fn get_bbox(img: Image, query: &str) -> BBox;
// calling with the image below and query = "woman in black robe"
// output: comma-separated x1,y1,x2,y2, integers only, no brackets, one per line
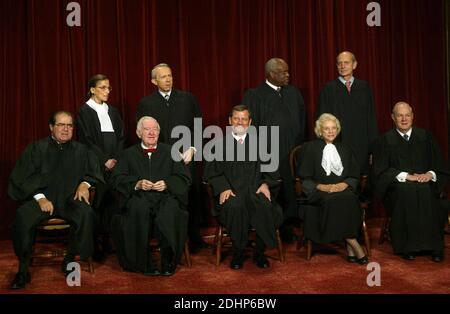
77,74,125,257
298,113,368,264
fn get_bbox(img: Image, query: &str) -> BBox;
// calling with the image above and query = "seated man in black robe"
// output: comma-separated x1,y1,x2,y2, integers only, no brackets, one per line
205,105,283,270
111,116,191,276
373,102,447,262
8,111,103,289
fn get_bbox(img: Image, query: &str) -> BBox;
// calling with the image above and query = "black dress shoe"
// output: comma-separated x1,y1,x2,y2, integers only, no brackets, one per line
230,254,244,270
347,255,357,263
253,255,270,268
431,253,444,263
10,272,31,289
402,253,416,261
355,255,369,265
161,263,176,276
144,267,161,276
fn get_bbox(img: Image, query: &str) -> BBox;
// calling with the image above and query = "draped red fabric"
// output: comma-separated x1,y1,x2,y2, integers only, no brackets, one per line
0,0,447,237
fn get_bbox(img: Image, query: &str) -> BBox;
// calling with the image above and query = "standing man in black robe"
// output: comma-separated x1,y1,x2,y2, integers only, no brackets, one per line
136,63,207,252
242,57,305,242
317,51,378,175
111,116,191,276
373,102,446,262
204,105,283,269
8,111,103,289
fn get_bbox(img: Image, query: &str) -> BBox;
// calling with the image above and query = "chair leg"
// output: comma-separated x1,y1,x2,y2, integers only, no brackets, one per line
306,240,312,260
378,217,389,245
215,225,223,266
362,220,371,257
87,257,95,274
275,229,284,262
184,242,192,267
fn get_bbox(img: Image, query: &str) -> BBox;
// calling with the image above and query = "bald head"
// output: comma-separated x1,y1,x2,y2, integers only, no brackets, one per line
391,101,414,133
336,51,357,81
336,51,356,63
265,58,290,86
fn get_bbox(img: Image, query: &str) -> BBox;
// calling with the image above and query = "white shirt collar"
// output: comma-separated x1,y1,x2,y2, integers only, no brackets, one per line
265,80,281,91
396,128,412,138
159,90,172,98
87,98,108,111
231,132,247,143
338,76,355,85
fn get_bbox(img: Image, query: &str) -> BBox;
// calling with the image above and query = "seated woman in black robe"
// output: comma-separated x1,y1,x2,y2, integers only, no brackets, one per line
297,113,368,264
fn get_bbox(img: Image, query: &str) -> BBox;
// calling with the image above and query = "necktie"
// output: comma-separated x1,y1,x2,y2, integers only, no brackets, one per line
403,134,409,141
143,148,157,155
276,87,282,98
345,80,351,92
238,138,244,144
164,94,170,106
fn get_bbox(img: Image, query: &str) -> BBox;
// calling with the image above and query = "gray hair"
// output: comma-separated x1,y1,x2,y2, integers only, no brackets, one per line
392,101,413,115
136,116,160,132
151,63,171,79
314,113,341,138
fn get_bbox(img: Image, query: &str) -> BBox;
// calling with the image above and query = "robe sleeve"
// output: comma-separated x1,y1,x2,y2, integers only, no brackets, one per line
366,86,379,153
110,151,141,198
241,89,261,128
8,142,48,201
372,136,402,198
343,147,361,190
297,142,318,197
204,159,231,197
77,109,108,166
83,148,105,186
164,160,192,204
317,85,331,119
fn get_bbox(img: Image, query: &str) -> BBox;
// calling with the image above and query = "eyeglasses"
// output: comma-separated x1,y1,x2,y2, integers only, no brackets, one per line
96,86,112,92
54,123,74,129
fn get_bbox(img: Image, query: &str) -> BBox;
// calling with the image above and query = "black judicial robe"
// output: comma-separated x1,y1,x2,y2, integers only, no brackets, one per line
8,137,103,260
77,104,125,167
8,137,103,207
204,134,283,250
110,143,191,272
136,89,205,231
242,82,305,219
373,128,446,254
136,89,201,146
77,104,125,232
317,78,378,174
298,139,362,243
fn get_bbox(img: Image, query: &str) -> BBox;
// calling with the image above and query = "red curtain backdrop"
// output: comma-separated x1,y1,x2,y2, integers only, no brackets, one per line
0,0,447,237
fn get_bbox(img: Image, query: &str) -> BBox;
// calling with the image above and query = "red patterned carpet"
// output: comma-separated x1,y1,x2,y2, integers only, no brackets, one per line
0,220,449,295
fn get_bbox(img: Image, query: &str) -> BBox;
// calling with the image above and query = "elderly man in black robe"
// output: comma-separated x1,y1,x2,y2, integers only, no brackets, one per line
8,111,103,289
111,116,191,276
205,105,283,270
373,102,447,262
317,51,378,175
136,63,207,253
242,58,305,243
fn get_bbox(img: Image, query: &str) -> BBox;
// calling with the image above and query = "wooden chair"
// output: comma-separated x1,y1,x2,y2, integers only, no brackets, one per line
31,189,96,274
290,145,371,260
204,182,284,266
